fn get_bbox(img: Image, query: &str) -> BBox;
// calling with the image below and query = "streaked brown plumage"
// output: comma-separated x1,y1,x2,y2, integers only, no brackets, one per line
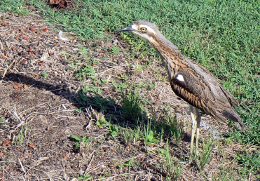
120,20,245,160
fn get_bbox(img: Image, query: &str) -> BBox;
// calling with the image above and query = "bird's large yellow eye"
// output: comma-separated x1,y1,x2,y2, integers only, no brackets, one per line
139,27,147,33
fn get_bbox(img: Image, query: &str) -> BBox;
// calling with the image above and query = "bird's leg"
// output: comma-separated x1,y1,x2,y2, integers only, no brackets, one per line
195,108,201,157
189,106,198,162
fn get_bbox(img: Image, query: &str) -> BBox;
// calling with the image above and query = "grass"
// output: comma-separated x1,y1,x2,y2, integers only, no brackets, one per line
1,0,259,178
69,135,91,152
160,141,183,180
0,0,29,15
197,139,214,171
20,0,258,145
121,90,146,124
13,126,28,145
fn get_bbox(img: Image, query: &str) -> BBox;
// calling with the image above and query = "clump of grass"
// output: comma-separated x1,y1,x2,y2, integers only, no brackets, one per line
78,174,93,181
144,121,159,146
121,127,142,145
13,126,28,145
236,153,260,177
69,135,90,152
75,65,96,81
0,116,5,124
160,141,182,180
164,114,184,143
197,139,214,171
121,91,145,124
109,124,120,139
117,158,136,172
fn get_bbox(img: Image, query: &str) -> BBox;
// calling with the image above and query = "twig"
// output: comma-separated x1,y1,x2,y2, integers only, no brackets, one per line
18,158,26,174
1,59,16,79
84,151,95,173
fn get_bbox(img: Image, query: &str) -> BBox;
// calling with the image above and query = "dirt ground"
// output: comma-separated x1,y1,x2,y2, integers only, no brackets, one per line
0,12,255,181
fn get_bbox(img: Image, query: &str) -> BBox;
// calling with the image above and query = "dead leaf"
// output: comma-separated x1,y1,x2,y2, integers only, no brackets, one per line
49,0,62,4
49,0,69,9
28,143,37,150
2,139,12,147
13,83,23,91
43,27,49,33
0,151,4,159
23,84,29,90
29,26,37,33
22,35,30,41
63,153,70,161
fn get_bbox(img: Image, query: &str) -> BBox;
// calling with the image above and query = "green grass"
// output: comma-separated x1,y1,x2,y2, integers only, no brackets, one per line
0,0,29,15
69,135,91,152
121,90,146,124
197,139,214,171
1,0,259,176
160,141,183,180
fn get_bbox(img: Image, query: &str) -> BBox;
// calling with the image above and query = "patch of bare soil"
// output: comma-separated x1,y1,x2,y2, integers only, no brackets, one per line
0,12,251,180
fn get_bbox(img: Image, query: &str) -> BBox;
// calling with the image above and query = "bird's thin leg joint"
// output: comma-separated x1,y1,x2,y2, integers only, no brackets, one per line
195,109,201,157
189,106,201,162
189,106,197,162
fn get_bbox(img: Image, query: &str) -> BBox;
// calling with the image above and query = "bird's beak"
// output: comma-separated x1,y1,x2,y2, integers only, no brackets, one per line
117,26,135,33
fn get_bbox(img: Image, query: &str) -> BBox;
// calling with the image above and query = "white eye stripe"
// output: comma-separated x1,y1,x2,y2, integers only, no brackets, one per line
146,26,156,34
176,74,185,82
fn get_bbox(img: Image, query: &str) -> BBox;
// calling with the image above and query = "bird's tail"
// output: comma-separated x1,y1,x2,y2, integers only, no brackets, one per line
222,110,246,131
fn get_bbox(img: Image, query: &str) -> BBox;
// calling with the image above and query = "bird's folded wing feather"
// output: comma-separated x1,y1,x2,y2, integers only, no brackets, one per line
170,62,238,114
170,62,244,129
190,60,239,107
170,68,213,114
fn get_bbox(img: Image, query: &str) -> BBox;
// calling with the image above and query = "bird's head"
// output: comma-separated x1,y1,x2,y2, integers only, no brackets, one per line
119,20,160,44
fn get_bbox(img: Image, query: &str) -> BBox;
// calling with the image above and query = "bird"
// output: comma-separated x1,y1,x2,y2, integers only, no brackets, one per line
119,20,245,161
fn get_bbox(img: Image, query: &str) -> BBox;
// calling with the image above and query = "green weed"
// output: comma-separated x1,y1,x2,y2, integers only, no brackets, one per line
96,115,108,129
112,81,128,93
160,141,182,180
118,158,136,171
13,126,28,145
76,65,96,81
236,153,260,177
0,117,5,124
78,174,93,181
41,72,49,79
121,91,145,124
111,46,121,55
82,85,103,95
197,139,214,171
144,121,159,146
69,135,90,152
109,124,120,139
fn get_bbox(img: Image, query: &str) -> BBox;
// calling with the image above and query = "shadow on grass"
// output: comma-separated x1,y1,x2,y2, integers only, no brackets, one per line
1,73,189,154
1,72,120,114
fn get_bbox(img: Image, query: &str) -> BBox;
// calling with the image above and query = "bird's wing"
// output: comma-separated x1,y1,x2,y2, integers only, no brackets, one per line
170,67,215,114
169,61,237,115
169,61,244,130
190,60,239,107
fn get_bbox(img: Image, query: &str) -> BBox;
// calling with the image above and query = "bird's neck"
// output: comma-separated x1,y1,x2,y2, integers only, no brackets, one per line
151,33,187,68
